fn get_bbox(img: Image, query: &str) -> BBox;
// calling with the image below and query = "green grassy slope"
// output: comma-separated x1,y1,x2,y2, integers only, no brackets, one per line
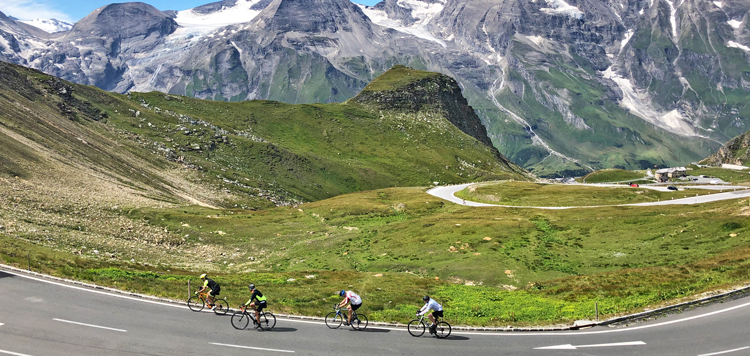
0,61,528,209
5,61,750,327
454,181,719,206
582,169,647,183
4,184,750,326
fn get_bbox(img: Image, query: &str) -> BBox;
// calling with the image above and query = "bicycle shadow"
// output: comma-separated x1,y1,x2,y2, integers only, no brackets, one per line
357,328,390,333
0,271,14,279
268,327,297,332
439,335,470,341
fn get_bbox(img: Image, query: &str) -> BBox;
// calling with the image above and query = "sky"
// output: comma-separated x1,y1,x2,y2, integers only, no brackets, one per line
0,0,379,23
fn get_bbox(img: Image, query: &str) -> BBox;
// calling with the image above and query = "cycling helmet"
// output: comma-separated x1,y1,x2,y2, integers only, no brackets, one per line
423,295,430,302
199,273,207,279
339,290,346,297
248,284,255,290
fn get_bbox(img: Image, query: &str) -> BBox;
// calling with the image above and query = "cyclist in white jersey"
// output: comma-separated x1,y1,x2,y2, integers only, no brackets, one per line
338,290,362,326
418,295,443,333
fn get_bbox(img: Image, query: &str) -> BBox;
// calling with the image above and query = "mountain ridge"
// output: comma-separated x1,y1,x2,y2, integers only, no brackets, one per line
0,61,528,209
1,0,749,176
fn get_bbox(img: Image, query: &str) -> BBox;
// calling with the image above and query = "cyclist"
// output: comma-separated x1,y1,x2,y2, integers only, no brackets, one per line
242,284,268,328
417,295,443,334
196,273,220,310
338,289,362,326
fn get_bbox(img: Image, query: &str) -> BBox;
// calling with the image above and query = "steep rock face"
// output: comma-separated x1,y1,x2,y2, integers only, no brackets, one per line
701,131,750,166
256,0,372,33
352,65,497,150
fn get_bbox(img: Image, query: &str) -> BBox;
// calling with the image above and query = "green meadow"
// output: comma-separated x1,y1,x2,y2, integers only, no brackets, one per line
4,183,750,326
454,181,720,207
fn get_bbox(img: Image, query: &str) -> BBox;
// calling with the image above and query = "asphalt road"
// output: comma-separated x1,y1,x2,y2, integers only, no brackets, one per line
1,269,750,356
428,183,750,209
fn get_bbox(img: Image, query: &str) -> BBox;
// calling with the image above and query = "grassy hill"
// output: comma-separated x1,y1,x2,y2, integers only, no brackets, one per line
3,184,750,326
3,61,750,327
0,62,528,208
454,181,718,207
581,169,647,183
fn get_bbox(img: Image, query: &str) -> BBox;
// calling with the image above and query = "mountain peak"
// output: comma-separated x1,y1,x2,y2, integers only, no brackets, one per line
64,2,177,40
255,0,372,33
351,65,512,164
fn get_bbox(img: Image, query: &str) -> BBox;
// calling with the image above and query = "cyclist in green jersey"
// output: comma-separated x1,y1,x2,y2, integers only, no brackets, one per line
196,273,220,310
243,284,267,328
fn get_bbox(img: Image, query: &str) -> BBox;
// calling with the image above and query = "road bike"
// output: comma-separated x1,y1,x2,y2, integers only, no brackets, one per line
408,313,451,338
325,304,368,330
231,305,276,330
187,291,229,315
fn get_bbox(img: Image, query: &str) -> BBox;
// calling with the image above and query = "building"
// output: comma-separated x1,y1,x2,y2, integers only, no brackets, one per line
654,167,687,182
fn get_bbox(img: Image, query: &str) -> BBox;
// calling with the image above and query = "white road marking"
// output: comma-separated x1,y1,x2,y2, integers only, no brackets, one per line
6,268,750,337
3,269,186,310
0,323,4,327
535,341,646,350
698,346,750,356
211,342,294,353
0,349,34,356
53,318,127,333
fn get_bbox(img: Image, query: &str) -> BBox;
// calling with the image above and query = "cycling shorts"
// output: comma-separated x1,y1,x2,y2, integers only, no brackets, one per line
256,301,267,312
209,286,220,296
431,310,443,318
351,302,362,311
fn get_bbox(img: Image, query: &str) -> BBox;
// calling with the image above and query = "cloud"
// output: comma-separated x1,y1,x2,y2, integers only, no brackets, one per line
0,0,72,22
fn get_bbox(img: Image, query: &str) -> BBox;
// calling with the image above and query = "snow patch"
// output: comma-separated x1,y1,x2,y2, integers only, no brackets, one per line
230,41,243,56
602,66,695,136
359,2,447,48
540,0,584,19
665,0,679,38
20,18,73,33
713,1,723,8
727,20,742,29
527,35,545,46
620,29,634,52
639,8,644,15
728,41,750,52
396,0,445,26
174,0,264,33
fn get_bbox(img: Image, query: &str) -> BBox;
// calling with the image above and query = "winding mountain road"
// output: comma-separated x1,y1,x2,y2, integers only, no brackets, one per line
427,183,750,209
2,268,750,355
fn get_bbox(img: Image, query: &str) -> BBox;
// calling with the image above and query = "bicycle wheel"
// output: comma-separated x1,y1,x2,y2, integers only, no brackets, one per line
325,312,343,329
259,312,276,330
213,298,229,315
187,296,204,312
351,314,368,330
434,321,451,338
407,320,425,337
231,311,250,330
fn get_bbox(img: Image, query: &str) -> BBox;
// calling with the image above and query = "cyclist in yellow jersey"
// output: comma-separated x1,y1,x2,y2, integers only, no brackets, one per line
243,284,267,328
196,273,220,310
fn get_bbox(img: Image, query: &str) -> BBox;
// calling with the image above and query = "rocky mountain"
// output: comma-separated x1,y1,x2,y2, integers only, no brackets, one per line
0,61,527,208
1,0,749,177
701,130,750,166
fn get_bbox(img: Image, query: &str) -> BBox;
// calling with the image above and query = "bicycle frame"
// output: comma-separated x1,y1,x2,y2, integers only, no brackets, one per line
333,306,359,321
239,306,264,325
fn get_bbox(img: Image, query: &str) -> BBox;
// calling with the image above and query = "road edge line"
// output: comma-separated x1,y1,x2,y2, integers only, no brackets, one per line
3,263,750,333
